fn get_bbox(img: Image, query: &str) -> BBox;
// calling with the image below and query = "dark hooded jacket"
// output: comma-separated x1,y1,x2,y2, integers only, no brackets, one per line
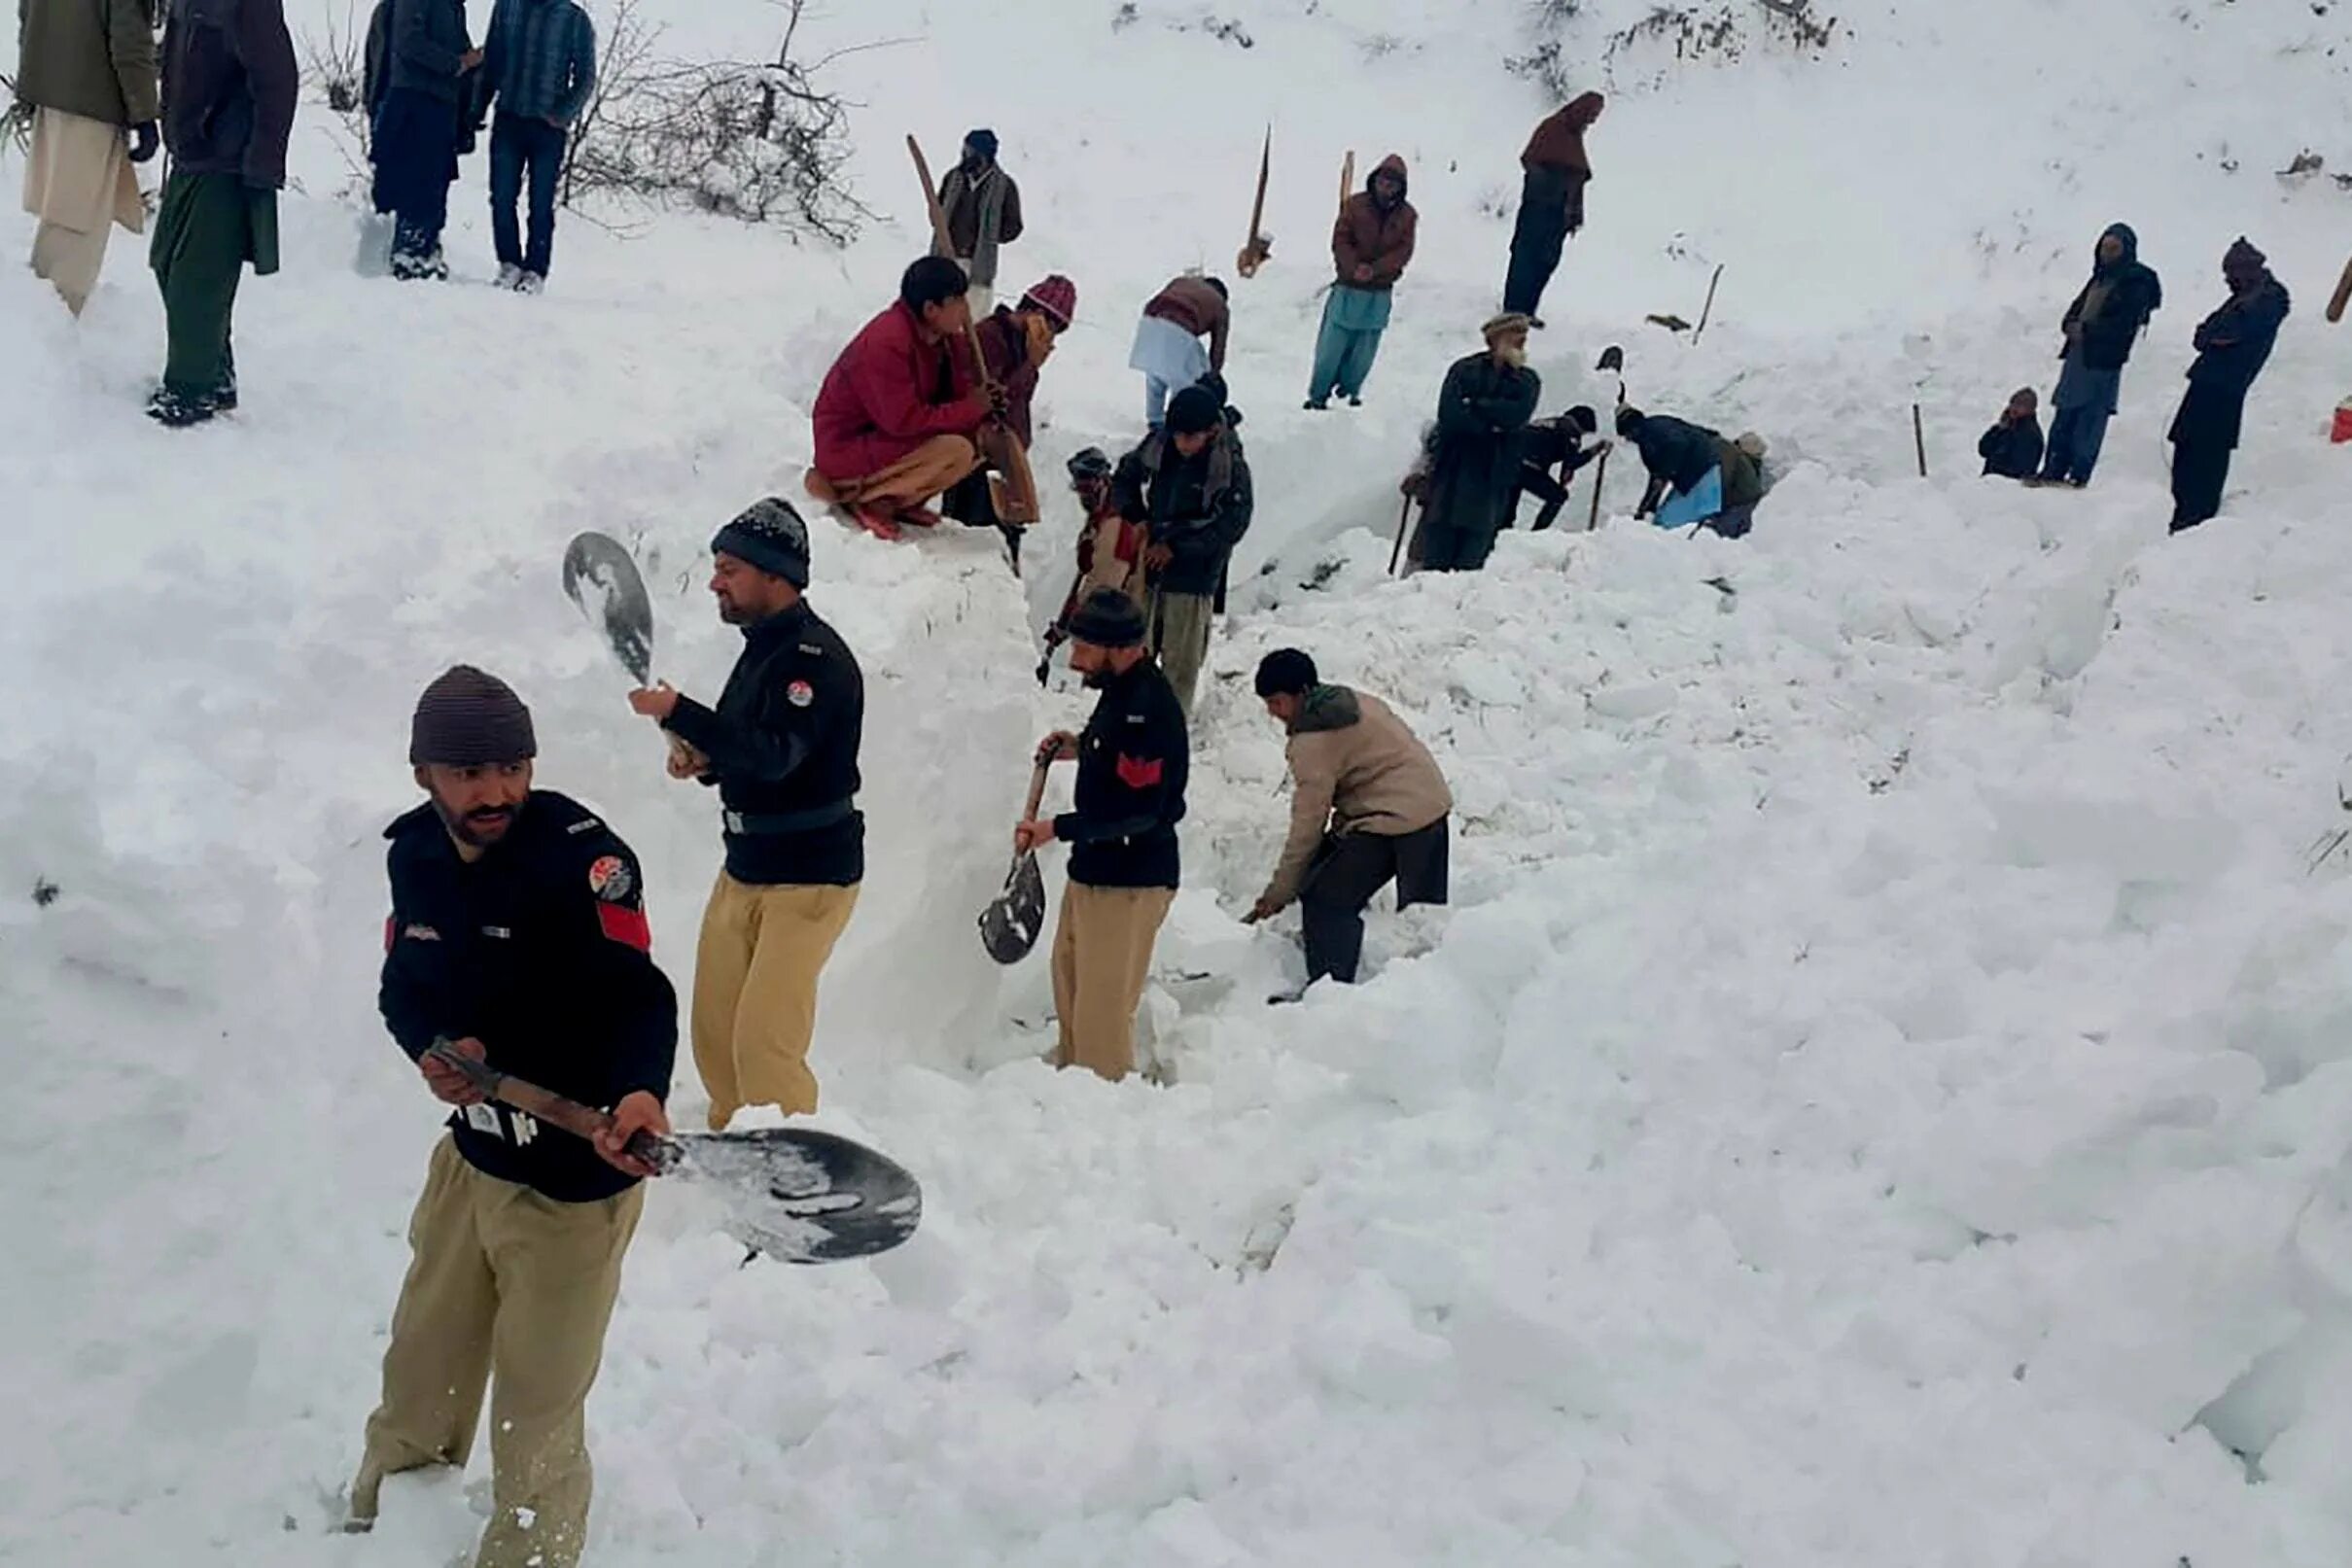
1520,91,1602,231
2061,224,2163,372
1979,412,2046,479
2172,269,2291,450
1421,351,1541,544
1332,156,1417,291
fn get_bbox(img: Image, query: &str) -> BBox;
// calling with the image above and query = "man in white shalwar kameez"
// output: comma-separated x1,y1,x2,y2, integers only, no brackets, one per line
15,0,160,314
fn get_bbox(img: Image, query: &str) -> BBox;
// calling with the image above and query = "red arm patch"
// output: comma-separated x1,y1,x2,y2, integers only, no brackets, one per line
384,916,396,954
1115,752,1165,789
597,903,652,952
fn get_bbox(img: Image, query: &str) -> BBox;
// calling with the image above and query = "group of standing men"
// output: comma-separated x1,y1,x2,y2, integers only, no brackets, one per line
1976,222,2294,533
13,0,596,428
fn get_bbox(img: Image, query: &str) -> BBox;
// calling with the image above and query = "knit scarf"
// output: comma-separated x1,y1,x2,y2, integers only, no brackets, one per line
943,162,1011,287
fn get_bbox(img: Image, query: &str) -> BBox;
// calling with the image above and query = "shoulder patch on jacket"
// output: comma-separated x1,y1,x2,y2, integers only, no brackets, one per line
587,854,635,902
1116,753,1165,789
596,903,651,951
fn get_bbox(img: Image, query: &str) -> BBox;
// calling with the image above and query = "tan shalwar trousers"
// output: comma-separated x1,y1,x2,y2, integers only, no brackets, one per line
1152,590,1215,719
22,107,145,315
805,434,979,512
351,1137,644,1568
690,871,860,1129
1049,881,1176,1082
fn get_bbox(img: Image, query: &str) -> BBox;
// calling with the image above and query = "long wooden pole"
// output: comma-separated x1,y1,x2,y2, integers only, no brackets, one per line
1584,447,1611,531
1692,263,1725,343
1387,492,1416,576
906,134,1038,525
1913,402,1929,478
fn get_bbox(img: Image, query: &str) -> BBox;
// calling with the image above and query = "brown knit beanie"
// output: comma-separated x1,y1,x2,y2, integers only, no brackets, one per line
409,666,537,765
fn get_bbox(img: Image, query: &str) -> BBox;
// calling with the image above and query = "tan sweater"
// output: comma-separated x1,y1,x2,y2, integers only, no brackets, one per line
1262,686,1452,908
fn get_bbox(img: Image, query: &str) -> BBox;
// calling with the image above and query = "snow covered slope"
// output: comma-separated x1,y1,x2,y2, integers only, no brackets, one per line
9,0,2352,1563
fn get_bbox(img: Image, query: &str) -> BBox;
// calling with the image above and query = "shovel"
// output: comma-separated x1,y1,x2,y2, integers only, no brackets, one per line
978,759,1051,963
424,1044,921,1264
563,531,696,770
1585,346,1626,531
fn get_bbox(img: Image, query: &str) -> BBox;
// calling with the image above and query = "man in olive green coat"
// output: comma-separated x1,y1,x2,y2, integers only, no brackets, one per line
15,0,160,314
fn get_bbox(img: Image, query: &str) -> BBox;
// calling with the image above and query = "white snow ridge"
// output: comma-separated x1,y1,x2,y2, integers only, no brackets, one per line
10,0,2352,1563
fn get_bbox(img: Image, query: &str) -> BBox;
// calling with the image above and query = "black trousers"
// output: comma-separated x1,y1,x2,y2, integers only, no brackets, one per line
1300,818,1450,984
1503,187,1567,316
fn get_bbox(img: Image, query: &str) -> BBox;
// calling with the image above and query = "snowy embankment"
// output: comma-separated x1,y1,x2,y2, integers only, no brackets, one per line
12,0,2352,1562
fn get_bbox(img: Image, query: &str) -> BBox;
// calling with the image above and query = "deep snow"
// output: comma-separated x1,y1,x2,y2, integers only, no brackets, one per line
10,0,2352,1563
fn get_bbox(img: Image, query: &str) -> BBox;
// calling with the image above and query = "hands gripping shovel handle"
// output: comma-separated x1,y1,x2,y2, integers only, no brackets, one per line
426,1041,680,1173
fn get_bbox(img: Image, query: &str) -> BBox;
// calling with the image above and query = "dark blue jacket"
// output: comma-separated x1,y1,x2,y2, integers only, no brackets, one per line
1978,415,2045,479
382,0,472,103
1054,657,1187,890
2061,224,2163,372
1627,413,1721,494
479,0,595,126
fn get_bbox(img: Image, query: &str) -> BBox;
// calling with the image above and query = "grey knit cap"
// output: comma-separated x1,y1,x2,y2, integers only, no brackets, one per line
409,666,537,765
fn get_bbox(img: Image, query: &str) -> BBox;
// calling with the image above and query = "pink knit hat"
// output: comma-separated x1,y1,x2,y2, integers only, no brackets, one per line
1019,275,1077,331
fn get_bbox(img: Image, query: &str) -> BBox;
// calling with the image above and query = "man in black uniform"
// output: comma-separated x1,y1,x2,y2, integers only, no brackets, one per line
350,665,676,1568
1014,589,1188,1082
1509,404,1606,531
627,498,864,1129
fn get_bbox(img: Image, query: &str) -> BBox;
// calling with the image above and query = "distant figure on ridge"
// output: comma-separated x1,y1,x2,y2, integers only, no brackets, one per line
471,0,598,293
1129,273,1229,432
1979,388,2046,480
1501,90,1602,328
1306,154,1417,410
367,0,484,282
1412,313,1541,572
2169,237,2289,534
805,256,1001,540
15,0,160,316
2037,223,2160,488
933,128,1022,317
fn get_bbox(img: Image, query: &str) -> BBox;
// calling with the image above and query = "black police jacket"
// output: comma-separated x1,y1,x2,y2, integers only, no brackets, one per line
379,789,677,1202
1053,657,1188,889
664,600,864,887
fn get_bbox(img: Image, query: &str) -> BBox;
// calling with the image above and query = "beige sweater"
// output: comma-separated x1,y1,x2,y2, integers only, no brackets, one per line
1262,686,1452,908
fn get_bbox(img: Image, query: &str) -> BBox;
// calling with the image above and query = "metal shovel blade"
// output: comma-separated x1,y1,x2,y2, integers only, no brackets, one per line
1596,344,1624,373
978,850,1047,964
666,1127,923,1264
561,532,655,686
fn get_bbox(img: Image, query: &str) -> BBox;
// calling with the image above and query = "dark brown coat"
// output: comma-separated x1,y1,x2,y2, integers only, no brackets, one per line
1331,154,1417,291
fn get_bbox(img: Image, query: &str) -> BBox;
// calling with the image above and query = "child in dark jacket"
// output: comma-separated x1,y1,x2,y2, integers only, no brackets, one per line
1980,388,2046,479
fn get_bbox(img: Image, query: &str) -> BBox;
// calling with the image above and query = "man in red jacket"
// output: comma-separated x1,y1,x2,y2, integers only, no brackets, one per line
805,256,999,540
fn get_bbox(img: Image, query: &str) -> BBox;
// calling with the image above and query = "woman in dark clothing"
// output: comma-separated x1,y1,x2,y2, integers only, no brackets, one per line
2169,238,2291,533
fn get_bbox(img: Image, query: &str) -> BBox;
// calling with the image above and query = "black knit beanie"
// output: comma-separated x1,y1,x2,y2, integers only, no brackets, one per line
712,497,811,588
1066,588,1146,649
410,666,537,765
1166,385,1222,436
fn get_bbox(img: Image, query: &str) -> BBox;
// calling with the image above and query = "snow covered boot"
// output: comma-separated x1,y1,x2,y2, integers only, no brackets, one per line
145,386,218,428
516,270,544,296
495,262,524,290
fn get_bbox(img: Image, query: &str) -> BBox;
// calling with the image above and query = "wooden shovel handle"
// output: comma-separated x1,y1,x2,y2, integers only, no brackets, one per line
1021,758,1050,820
426,1041,679,1172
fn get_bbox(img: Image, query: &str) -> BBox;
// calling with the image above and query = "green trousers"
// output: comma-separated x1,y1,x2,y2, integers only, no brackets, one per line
149,171,277,399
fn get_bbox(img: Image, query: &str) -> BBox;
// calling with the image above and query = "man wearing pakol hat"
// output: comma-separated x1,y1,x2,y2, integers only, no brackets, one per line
1110,379,1254,717
1412,313,1541,572
352,666,676,1568
934,126,1022,316
2168,236,2290,534
1015,588,1189,1083
626,499,865,1129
